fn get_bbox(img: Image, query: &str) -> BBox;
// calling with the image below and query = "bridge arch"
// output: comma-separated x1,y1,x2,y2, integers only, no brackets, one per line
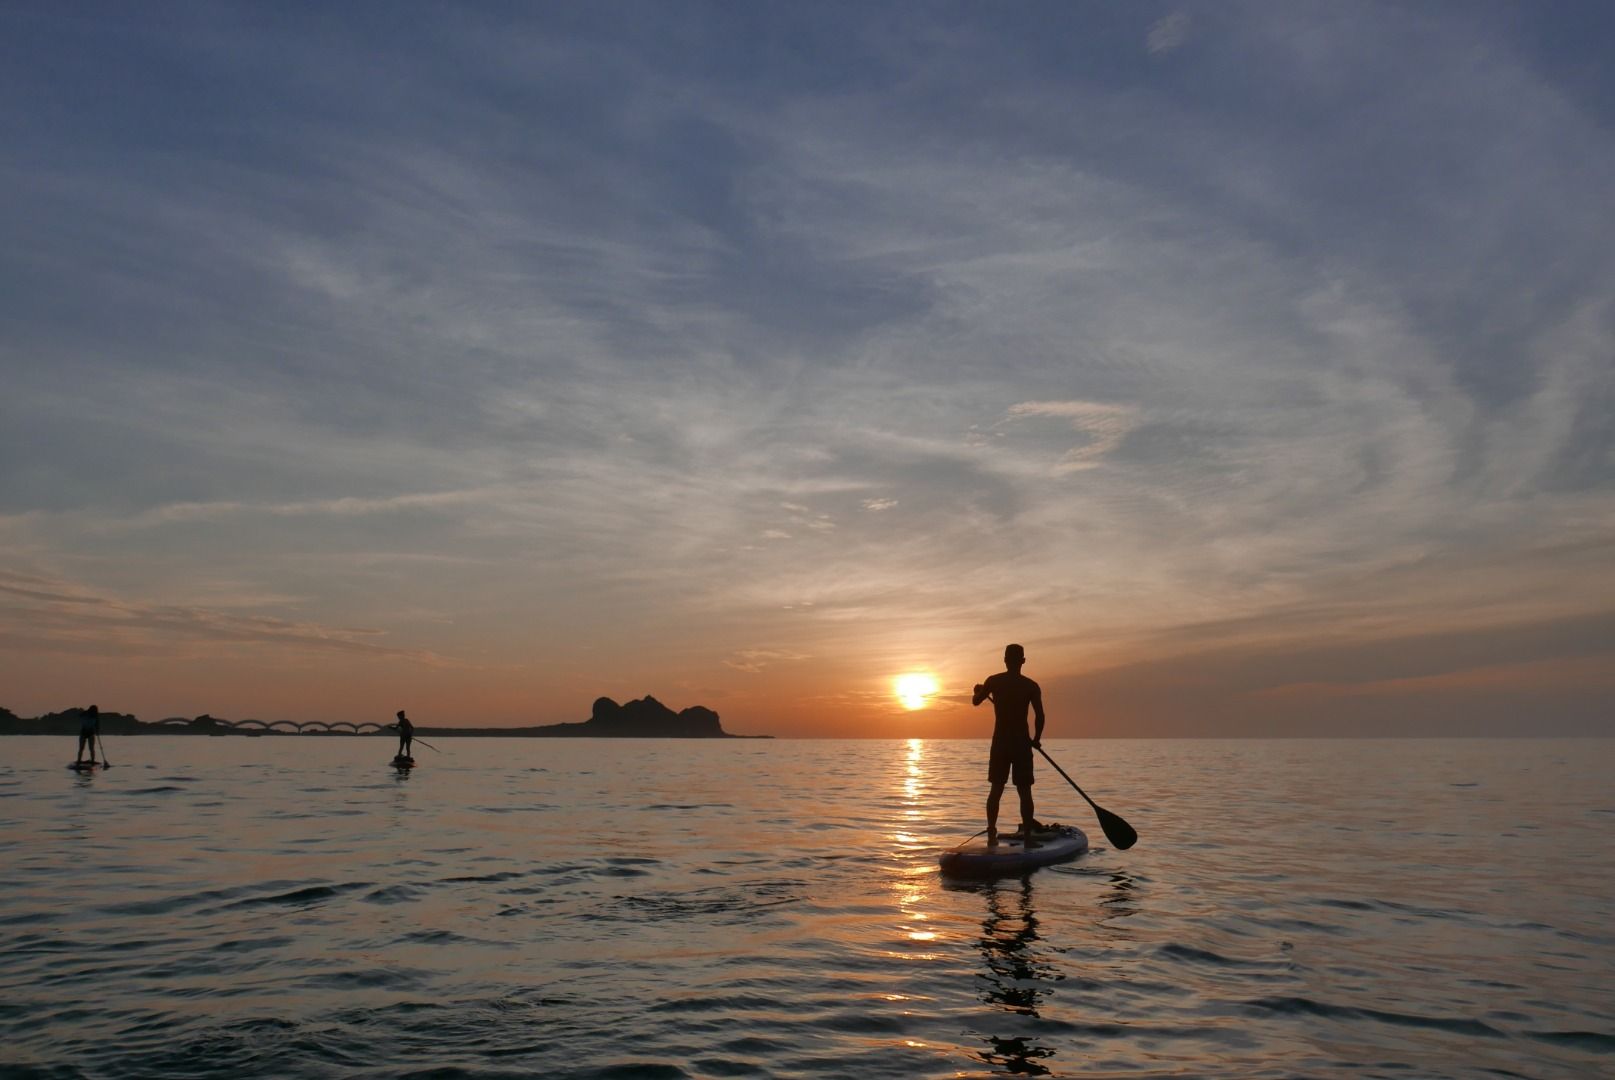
138,716,388,734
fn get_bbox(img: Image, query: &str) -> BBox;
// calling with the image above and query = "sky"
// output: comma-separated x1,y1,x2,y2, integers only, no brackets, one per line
2,3,1612,737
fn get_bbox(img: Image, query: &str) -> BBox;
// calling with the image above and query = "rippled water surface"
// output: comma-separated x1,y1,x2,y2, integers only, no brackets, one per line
2,737,1611,1078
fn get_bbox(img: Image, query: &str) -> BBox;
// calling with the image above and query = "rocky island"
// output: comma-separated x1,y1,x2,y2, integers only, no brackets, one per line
436,696,767,738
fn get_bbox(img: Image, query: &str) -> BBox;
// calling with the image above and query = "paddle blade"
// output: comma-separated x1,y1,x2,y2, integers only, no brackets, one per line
1097,806,1137,850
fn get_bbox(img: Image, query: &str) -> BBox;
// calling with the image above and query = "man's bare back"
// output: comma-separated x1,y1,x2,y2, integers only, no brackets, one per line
972,643,1045,843
977,670,1043,743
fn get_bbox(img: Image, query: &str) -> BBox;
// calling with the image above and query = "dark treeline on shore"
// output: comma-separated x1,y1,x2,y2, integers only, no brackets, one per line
0,696,768,739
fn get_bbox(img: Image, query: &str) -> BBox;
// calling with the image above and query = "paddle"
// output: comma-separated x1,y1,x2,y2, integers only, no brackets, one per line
97,732,112,768
389,720,444,755
1036,746,1136,850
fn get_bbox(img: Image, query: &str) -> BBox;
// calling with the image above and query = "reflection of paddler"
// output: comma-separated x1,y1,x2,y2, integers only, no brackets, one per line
973,879,1058,1074
972,644,1045,847
979,879,1050,1014
76,704,101,765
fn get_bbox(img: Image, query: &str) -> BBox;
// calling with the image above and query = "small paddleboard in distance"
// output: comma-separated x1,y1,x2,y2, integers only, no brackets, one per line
940,823,1088,879
67,761,105,772
391,755,415,769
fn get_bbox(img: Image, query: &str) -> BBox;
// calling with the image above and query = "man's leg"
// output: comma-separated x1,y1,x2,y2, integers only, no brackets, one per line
1010,745,1037,840
986,781,1006,844
1017,782,1036,839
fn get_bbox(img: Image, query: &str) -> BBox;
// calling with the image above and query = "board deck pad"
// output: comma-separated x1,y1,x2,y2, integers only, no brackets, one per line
939,823,1088,878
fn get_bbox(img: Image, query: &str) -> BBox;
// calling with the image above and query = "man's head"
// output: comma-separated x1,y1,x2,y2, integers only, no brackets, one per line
397,710,406,720
1004,643,1025,670
85,704,99,717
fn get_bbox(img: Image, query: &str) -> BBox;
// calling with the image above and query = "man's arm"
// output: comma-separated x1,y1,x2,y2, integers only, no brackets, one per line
1030,682,1045,747
972,678,992,706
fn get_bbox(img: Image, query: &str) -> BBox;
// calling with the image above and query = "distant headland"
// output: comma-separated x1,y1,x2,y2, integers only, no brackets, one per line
0,696,769,739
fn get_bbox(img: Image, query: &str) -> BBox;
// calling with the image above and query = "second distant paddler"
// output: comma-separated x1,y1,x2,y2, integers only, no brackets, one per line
390,710,415,759
76,704,101,764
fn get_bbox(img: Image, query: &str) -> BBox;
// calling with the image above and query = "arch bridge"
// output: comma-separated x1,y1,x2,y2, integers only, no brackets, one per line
153,717,388,735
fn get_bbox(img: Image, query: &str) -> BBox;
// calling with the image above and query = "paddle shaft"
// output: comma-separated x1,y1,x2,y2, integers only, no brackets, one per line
391,723,443,753
1036,746,1096,809
97,732,111,766
1037,745,1137,850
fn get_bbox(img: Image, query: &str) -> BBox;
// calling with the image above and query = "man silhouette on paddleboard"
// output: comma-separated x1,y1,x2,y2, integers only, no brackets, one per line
973,644,1044,847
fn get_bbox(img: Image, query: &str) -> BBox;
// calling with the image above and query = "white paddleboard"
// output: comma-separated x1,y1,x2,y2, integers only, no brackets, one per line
939,824,1088,878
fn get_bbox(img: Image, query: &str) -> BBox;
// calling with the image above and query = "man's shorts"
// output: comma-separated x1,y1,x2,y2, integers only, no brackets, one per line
988,737,1034,787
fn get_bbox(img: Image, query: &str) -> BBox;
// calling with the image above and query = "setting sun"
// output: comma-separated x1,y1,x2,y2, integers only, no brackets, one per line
894,673,939,710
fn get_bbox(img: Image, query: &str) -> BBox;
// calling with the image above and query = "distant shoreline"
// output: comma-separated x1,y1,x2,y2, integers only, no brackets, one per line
0,729,775,739
0,696,772,739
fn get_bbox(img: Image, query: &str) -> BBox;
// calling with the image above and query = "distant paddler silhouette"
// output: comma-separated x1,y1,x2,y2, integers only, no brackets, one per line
71,704,110,770
389,710,415,766
388,710,444,766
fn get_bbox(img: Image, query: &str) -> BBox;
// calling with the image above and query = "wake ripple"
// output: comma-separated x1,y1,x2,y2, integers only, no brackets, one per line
1245,995,1506,1038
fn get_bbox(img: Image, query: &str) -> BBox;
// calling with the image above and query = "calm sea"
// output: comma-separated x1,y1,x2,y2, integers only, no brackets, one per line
1,736,1610,1079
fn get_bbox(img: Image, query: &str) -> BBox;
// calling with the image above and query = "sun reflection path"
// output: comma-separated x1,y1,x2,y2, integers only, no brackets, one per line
894,738,943,950
903,737,925,814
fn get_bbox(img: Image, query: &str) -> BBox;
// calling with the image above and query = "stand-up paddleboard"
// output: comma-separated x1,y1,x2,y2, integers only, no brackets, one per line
940,823,1087,878
67,761,106,772
391,755,416,770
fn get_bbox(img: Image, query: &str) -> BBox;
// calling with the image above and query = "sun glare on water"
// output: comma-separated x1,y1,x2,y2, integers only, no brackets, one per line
894,673,939,710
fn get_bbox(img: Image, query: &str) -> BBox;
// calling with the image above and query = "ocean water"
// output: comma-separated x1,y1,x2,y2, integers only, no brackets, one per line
1,736,1611,1079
